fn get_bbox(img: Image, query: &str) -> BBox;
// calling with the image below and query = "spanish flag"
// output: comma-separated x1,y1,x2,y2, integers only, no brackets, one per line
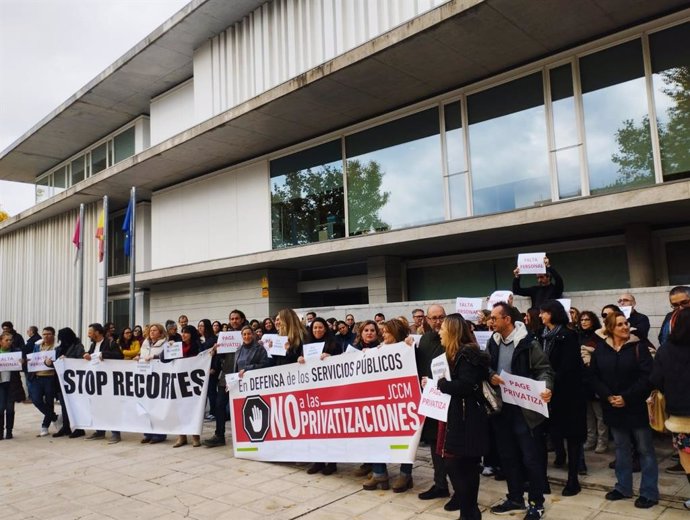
95,209,105,262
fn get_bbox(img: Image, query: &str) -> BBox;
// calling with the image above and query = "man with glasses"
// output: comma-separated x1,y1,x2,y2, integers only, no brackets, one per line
487,302,554,520
512,256,563,309
409,308,426,334
617,293,650,341
416,305,459,511
30,327,58,437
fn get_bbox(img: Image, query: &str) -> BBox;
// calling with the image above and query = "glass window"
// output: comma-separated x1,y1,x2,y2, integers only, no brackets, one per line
270,140,345,248
53,167,67,195
550,64,582,198
468,72,550,215
71,156,85,184
114,127,135,164
91,143,108,175
345,108,444,235
650,22,690,181
666,239,690,285
108,213,130,277
444,102,468,218
35,175,52,203
580,39,654,194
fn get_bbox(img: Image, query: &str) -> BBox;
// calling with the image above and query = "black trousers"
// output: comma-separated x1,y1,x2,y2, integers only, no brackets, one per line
445,456,482,520
215,387,229,438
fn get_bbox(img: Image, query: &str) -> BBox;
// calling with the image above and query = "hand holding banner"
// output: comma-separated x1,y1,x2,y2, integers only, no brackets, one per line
430,353,451,381
418,379,451,422
455,297,484,321
498,370,549,417
27,350,56,372
164,341,183,360
302,342,325,360
217,331,243,354
487,290,513,309
261,334,288,357
0,351,23,371
517,252,546,274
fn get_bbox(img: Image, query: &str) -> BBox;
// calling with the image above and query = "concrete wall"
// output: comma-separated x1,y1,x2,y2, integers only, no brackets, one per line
150,160,271,269
150,80,195,146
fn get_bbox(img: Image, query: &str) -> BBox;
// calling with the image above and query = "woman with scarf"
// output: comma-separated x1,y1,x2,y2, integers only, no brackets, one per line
538,299,586,496
138,323,168,444
49,328,85,438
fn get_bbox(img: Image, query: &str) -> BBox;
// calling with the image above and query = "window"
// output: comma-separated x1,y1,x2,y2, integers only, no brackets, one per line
53,167,67,195
345,108,444,235
35,175,52,203
666,239,690,285
114,127,135,164
91,143,108,174
108,213,130,277
549,64,582,198
444,102,468,218
71,156,86,184
270,140,345,248
468,72,550,215
650,22,690,181
580,39,654,194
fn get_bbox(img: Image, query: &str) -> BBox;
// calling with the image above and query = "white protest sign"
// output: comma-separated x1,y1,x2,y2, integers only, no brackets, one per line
164,341,183,360
345,344,359,354
473,331,493,351
0,351,23,371
499,370,549,418
261,334,288,357
410,335,422,348
217,331,243,354
418,379,450,422
487,290,513,309
620,305,633,319
430,353,451,381
225,372,240,391
557,298,572,321
455,297,484,321
517,252,546,274
302,342,325,360
27,350,56,372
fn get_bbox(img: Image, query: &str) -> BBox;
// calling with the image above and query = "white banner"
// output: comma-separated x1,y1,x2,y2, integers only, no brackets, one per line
164,341,183,360
0,351,23,371
487,290,513,309
27,350,56,372
217,331,242,354
473,331,492,351
517,252,546,274
455,297,484,321
499,370,549,418
229,343,423,463
418,379,450,422
54,352,212,434
302,342,324,360
261,334,288,357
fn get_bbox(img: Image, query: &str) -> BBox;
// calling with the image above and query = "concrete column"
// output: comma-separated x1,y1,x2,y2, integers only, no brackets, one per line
134,289,150,327
266,269,300,317
135,201,151,273
367,256,403,304
625,224,655,288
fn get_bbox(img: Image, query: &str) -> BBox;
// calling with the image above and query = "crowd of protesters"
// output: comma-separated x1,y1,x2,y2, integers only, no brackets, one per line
1,259,689,519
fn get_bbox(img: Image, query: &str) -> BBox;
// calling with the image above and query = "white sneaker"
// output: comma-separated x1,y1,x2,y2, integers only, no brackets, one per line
38,427,49,437
482,466,495,476
684,498,689,510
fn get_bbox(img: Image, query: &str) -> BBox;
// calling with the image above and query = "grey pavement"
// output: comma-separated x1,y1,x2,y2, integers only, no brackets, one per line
2,403,688,520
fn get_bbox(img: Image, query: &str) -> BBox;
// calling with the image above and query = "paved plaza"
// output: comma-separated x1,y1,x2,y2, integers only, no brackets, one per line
2,403,688,520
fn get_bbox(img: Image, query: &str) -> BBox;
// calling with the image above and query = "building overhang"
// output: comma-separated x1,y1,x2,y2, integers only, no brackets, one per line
1,0,689,233
106,179,690,291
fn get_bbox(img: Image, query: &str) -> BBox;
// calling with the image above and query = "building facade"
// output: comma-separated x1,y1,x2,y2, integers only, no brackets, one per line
1,0,690,336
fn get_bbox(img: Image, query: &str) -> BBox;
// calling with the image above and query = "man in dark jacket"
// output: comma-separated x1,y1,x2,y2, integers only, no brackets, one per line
83,323,123,443
617,293,651,341
415,304,459,510
22,326,40,402
658,286,690,346
486,303,555,520
512,256,563,309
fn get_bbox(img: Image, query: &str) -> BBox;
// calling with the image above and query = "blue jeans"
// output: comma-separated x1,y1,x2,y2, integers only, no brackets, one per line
371,463,412,477
29,376,57,428
610,425,658,500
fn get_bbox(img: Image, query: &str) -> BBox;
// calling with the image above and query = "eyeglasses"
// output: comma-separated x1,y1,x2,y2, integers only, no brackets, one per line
427,315,446,322
671,299,690,309
617,298,632,304
413,315,424,319
488,315,504,321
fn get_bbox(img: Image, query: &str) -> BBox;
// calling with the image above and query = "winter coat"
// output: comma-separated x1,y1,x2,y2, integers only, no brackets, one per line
87,338,123,360
438,346,491,457
233,342,270,373
544,327,587,440
487,321,555,429
589,335,652,429
512,266,564,308
650,339,690,416
416,330,445,443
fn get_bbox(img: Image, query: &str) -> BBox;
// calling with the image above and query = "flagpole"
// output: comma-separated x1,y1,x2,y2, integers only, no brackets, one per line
77,203,85,337
129,187,136,328
102,195,109,324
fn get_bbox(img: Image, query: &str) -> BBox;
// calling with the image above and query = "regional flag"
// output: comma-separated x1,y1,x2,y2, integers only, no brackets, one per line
95,209,105,262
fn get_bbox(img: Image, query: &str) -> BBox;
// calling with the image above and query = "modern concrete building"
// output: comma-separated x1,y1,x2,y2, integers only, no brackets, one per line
2,0,690,336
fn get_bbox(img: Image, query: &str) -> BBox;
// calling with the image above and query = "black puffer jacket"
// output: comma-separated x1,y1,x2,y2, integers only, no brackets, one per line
650,340,690,416
438,346,491,457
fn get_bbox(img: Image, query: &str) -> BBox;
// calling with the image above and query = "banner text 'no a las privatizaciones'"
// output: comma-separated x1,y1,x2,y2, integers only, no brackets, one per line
229,343,423,463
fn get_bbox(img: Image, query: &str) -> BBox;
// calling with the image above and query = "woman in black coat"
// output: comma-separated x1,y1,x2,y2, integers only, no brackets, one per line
539,300,587,495
650,307,690,509
433,313,490,520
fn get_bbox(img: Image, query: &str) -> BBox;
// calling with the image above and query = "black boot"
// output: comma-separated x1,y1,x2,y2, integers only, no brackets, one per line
5,412,13,439
0,414,4,440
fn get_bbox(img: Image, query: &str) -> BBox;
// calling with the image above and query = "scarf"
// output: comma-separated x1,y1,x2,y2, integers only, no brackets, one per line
541,324,562,356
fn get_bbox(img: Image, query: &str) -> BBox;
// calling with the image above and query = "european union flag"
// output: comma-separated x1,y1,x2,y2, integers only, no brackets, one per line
122,197,133,257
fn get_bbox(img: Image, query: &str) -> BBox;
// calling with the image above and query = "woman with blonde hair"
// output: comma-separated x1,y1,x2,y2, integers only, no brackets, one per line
275,308,308,365
137,323,168,444
432,313,490,520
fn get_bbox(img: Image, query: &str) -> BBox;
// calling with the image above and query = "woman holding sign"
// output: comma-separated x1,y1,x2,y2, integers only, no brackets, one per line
432,313,490,520
138,324,168,444
275,308,307,365
538,300,586,496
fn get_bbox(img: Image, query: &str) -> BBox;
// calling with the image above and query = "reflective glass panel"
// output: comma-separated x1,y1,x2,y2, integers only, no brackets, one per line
71,156,85,184
53,167,67,195
580,39,654,194
270,140,344,248
650,22,690,180
550,64,581,198
345,108,444,235
91,143,107,175
468,72,550,215
35,175,52,203
448,173,468,218
114,127,135,163
444,102,468,218
555,148,581,199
